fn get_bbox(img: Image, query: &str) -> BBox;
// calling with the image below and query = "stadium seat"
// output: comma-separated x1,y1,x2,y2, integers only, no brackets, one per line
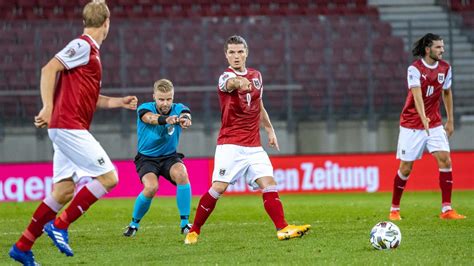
3,4,435,122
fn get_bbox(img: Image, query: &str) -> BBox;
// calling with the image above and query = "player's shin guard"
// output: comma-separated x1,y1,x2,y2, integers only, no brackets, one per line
262,186,288,230
177,183,191,228
439,169,453,212
54,180,107,229
391,170,408,210
16,196,63,251
189,188,220,234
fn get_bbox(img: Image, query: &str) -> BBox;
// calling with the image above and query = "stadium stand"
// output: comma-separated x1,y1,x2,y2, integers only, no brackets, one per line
2,0,473,125
374,0,474,116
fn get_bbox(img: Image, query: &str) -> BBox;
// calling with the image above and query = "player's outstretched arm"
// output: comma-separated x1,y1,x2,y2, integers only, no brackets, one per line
442,88,454,137
96,95,138,110
411,87,430,136
34,58,65,128
260,101,279,151
225,77,251,93
140,112,179,125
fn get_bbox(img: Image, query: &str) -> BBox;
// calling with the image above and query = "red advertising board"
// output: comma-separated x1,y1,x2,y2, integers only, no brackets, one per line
0,159,210,202
0,152,472,202
224,151,474,194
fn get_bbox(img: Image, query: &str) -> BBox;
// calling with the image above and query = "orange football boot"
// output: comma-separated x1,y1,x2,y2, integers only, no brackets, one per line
439,209,466,220
277,224,311,240
389,210,402,221
184,232,199,244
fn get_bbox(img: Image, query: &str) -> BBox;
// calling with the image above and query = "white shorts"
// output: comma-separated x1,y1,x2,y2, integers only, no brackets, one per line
212,144,273,190
48,129,115,183
396,125,450,161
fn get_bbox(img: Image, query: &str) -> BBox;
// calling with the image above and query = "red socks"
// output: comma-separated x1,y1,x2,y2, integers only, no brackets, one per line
262,190,288,230
54,180,107,230
391,171,408,209
189,190,219,235
16,197,63,251
189,186,290,234
439,170,453,206
391,169,453,210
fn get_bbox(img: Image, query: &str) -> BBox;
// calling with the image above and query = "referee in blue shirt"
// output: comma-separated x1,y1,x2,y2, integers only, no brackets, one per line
123,79,193,237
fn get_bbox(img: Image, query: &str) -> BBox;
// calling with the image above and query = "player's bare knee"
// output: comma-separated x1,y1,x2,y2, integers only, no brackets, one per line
51,181,75,204
144,183,158,196
211,181,228,194
170,163,189,185
105,176,119,189
398,161,413,177
64,191,74,202
437,156,451,169
265,178,277,187
399,168,411,177
52,190,74,205
256,176,277,189
97,171,119,191
174,172,189,185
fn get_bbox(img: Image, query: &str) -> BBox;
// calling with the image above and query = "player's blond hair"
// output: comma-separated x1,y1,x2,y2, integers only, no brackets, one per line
154,79,174,93
83,0,110,28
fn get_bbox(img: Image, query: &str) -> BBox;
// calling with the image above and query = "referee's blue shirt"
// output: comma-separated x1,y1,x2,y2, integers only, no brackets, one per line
136,102,190,157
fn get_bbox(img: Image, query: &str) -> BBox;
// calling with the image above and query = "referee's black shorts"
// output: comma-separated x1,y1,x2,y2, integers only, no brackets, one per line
134,152,185,185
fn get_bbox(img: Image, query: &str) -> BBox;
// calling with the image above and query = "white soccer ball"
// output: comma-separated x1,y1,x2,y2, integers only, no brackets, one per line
369,221,402,250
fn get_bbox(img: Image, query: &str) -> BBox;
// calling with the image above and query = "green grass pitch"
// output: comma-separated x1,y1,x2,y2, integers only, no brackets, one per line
1,191,473,265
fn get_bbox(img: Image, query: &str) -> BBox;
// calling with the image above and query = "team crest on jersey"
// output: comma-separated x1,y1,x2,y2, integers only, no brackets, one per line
167,125,175,135
65,47,76,58
219,168,226,176
438,73,445,84
252,78,262,90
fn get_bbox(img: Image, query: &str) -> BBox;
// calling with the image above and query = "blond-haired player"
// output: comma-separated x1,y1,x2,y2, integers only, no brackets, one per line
123,79,193,237
9,1,138,264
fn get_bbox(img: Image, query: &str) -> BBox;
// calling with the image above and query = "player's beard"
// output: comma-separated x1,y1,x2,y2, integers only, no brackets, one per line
429,50,441,61
158,106,170,115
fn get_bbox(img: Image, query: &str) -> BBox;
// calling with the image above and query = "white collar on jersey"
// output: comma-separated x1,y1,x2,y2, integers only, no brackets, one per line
421,58,438,69
83,34,100,49
229,66,248,75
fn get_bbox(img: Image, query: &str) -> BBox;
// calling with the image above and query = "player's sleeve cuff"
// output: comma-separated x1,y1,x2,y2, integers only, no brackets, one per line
55,55,70,70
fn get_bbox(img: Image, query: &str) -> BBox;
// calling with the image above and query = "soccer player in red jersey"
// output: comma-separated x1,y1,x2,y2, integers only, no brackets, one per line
184,35,310,244
9,1,138,264
389,33,466,221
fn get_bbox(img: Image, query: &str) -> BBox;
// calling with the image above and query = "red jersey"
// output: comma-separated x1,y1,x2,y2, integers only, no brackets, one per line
400,58,452,129
216,67,263,147
49,34,102,130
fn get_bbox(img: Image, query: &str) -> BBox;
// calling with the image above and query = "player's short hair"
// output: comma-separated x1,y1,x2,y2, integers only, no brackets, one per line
412,33,442,57
154,79,174,93
224,35,248,53
83,0,110,28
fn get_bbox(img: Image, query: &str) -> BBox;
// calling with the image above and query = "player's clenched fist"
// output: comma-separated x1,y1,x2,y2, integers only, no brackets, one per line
122,96,138,110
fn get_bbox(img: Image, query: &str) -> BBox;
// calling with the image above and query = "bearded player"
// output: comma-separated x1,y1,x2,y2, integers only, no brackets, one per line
389,33,466,221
